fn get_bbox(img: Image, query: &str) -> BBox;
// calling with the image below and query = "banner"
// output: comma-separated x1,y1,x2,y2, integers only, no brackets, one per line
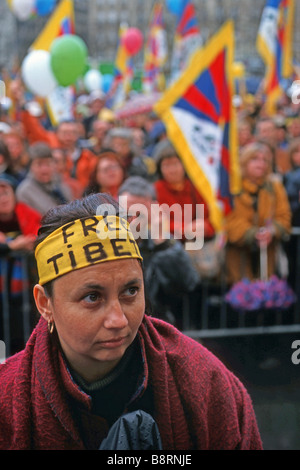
46,85,74,126
109,24,134,109
143,2,167,92
170,0,202,82
30,0,75,51
256,0,295,115
154,21,240,232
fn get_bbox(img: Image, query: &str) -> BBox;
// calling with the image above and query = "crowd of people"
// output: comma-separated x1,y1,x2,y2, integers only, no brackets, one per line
0,76,300,353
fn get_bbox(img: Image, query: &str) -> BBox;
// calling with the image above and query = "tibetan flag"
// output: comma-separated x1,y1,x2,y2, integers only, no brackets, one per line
110,25,134,109
256,0,295,115
154,21,240,232
170,0,202,81
143,2,167,92
30,0,75,51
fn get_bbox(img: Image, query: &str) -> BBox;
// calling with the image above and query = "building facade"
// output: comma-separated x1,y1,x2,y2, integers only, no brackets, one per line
1,0,300,78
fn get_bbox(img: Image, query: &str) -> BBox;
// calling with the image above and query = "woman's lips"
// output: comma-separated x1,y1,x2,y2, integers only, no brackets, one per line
96,336,128,349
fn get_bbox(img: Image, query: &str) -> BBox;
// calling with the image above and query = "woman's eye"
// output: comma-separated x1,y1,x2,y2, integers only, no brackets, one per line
83,292,101,303
124,287,139,297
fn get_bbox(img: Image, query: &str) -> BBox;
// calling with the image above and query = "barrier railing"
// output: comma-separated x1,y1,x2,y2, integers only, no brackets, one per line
182,228,300,339
0,251,36,358
1,230,300,356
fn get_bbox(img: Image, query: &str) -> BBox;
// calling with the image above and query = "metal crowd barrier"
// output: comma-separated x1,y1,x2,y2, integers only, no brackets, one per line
0,251,36,358
182,228,300,340
1,230,300,356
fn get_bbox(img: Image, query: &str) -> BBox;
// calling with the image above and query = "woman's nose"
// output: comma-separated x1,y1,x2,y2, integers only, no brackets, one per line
103,300,128,329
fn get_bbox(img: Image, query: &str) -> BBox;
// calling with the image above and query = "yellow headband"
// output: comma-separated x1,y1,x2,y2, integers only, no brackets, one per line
35,215,143,286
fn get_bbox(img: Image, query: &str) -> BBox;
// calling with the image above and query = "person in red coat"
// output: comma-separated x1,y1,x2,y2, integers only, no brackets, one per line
0,173,42,353
154,140,215,242
0,173,41,254
0,193,262,450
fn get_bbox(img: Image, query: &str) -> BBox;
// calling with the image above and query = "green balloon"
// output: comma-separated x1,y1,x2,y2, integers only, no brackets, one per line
50,34,88,87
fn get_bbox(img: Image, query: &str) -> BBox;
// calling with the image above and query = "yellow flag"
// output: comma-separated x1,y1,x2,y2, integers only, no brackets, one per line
30,0,75,51
154,21,240,233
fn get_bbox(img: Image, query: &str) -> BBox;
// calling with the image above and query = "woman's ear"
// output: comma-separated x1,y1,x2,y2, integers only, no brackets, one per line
33,284,54,323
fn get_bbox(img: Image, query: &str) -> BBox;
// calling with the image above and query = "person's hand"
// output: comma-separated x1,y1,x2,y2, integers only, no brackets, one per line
255,227,273,248
151,210,170,245
0,232,7,244
7,235,36,252
184,218,205,241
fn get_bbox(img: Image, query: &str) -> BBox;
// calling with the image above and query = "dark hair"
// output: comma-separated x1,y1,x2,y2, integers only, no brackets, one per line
35,193,149,308
84,148,125,196
36,193,120,246
0,139,11,165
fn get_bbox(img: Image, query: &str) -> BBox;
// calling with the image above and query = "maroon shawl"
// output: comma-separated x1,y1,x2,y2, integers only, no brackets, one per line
0,316,262,450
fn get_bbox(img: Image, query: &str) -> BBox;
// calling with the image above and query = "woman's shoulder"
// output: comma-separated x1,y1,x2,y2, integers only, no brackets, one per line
141,316,253,414
0,350,25,393
141,315,231,377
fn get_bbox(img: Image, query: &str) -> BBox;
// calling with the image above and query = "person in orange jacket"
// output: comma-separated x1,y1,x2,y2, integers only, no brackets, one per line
9,79,97,190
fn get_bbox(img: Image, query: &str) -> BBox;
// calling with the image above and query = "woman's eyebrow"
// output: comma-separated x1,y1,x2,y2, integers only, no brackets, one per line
123,278,143,288
78,283,105,292
78,278,142,292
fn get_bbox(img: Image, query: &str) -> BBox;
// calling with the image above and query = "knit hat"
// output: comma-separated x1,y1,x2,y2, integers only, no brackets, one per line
152,139,177,166
0,173,18,190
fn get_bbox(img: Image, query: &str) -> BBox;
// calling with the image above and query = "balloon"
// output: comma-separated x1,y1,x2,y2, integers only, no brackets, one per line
84,69,103,92
11,0,35,21
166,0,183,16
35,0,56,16
121,28,143,56
21,50,58,97
50,35,88,87
101,74,114,94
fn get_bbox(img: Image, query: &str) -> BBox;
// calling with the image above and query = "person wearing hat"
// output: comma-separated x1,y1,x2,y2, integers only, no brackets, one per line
118,175,199,329
16,142,72,216
0,193,262,450
104,127,152,180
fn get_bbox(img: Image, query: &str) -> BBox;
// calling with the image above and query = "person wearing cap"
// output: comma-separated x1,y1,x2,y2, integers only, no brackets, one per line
0,193,262,450
118,175,199,329
16,142,72,216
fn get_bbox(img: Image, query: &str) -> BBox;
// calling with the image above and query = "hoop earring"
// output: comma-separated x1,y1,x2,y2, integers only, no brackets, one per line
48,320,54,334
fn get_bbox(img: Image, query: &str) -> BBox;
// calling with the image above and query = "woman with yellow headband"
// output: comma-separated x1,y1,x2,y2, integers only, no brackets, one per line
0,194,262,450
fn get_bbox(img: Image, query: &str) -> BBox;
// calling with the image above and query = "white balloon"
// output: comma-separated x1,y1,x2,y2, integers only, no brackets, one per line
21,50,58,98
12,0,35,21
84,69,103,92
